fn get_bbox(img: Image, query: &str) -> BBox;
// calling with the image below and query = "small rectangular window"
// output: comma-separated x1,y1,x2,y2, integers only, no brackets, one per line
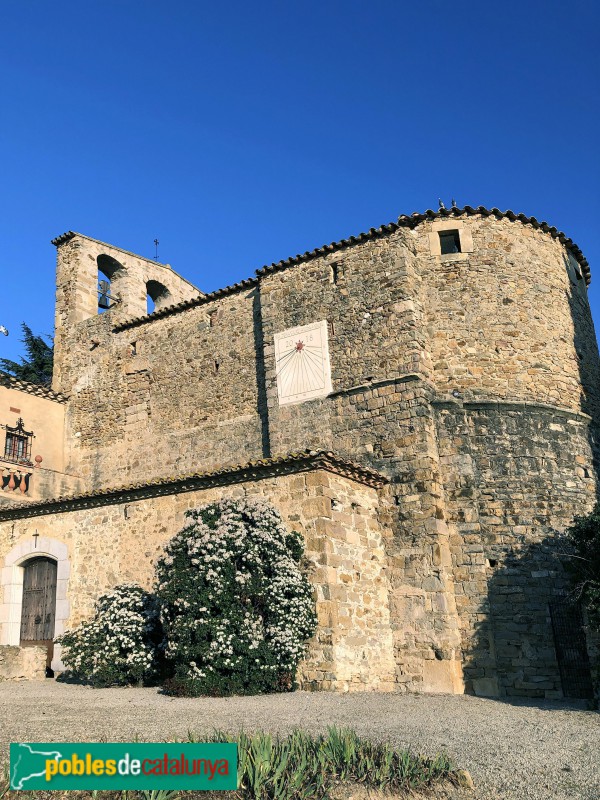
439,230,461,255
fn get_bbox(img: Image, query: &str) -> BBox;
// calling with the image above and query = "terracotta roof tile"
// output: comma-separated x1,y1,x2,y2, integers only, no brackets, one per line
256,206,590,283
0,450,388,520
0,372,68,403
62,206,592,333
112,277,258,332
50,230,76,247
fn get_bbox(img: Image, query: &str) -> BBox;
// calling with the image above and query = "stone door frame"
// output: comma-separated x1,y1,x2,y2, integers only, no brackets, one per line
0,536,70,672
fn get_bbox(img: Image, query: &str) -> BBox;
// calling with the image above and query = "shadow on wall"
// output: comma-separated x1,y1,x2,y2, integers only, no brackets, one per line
566,255,600,496
466,533,597,703
252,287,271,459
455,254,600,707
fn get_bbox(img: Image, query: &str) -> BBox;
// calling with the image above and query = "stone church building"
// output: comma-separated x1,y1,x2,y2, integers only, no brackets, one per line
0,206,598,699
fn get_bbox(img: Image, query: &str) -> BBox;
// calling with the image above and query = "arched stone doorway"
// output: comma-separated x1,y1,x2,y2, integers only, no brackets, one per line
19,556,57,672
0,536,70,673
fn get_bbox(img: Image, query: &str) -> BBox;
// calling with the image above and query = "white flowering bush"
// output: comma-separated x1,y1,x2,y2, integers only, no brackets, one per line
56,584,162,687
157,498,317,696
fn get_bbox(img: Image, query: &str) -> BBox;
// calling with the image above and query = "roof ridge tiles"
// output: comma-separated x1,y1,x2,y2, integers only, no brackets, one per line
256,205,589,280
0,372,68,403
112,276,259,332
0,450,388,520
85,204,589,333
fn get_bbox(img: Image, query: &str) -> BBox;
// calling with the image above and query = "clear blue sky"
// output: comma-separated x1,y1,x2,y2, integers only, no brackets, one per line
1,0,599,363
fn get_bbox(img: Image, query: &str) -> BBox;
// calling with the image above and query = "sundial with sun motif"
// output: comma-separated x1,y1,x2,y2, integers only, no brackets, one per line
274,320,332,406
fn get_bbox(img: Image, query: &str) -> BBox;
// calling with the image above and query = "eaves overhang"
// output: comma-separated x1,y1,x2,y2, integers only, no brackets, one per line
0,450,388,521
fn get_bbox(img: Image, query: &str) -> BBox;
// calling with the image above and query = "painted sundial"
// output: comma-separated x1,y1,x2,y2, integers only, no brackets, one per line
274,320,332,406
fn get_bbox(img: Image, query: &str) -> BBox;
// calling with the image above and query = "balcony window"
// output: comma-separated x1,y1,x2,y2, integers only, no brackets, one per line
3,418,34,464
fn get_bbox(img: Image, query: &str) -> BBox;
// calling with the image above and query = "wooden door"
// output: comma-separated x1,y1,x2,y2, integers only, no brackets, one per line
20,557,57,670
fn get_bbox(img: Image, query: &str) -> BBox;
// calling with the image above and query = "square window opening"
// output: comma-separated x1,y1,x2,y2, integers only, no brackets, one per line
439,230,461,255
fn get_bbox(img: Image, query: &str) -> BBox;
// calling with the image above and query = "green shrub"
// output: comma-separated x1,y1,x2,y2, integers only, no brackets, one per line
157,498,317,696
565,503,600,630
56,584,162,687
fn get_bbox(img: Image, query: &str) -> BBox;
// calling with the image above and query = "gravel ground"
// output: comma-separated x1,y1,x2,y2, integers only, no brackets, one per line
0,683,598,800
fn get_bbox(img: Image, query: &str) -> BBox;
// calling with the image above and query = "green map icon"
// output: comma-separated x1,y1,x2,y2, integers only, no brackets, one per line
11,743,63,790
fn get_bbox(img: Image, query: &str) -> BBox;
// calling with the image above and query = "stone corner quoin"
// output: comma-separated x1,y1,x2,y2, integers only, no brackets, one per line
0,206,598,698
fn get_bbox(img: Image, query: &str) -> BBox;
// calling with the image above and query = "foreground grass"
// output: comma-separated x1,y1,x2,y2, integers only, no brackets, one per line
1,728,462,799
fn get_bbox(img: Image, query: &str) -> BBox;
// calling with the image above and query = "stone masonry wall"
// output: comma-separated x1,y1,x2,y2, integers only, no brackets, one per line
41,211,600,697
0,645,46,681
327,378,464,693
415,215,600,416
61,288,264,488
0,468,396,692
435,401,598,698
53,235,200,395
256,232,463,691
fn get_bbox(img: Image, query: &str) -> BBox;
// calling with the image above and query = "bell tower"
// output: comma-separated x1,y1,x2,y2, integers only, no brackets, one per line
51,231,202,394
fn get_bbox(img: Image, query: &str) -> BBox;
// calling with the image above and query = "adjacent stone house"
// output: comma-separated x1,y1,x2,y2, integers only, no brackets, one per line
0,205,598,698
